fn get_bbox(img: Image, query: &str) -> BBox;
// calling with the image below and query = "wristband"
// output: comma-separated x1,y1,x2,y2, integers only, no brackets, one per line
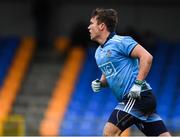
135,80,145,85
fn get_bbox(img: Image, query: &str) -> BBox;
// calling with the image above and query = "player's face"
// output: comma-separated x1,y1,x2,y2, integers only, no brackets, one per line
88,17,101,41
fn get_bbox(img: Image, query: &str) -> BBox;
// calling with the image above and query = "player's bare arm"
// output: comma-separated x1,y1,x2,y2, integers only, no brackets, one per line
130,44,153,81
100,74,108,87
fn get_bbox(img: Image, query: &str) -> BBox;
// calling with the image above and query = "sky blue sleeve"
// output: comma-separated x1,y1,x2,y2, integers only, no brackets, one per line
119,36,138,56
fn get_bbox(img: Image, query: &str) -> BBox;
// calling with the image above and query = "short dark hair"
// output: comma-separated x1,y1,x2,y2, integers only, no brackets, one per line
91,8,118,32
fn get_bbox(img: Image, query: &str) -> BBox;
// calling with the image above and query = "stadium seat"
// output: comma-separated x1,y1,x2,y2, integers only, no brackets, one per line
0,37,20,86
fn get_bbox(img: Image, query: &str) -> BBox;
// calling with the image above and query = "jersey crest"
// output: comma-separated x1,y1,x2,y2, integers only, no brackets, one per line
106,49,112,57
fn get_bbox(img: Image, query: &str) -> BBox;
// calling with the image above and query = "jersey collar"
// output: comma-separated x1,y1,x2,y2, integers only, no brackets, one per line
100,32,116,48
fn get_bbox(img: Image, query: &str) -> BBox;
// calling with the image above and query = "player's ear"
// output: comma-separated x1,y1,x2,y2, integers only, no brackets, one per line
99,23,105,31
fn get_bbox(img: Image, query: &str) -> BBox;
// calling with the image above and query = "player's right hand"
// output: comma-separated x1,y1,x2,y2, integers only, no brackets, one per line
91,79,101,92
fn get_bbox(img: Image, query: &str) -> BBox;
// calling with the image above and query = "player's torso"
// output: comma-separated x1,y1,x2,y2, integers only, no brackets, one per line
95,36,138,100
95,43,123,78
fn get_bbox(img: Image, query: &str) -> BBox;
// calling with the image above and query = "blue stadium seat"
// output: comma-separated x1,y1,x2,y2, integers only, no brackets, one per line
60,47,117,135
0,37,20,86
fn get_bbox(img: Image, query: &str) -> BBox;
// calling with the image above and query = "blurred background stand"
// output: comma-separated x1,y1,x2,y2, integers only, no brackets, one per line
32,0,52,49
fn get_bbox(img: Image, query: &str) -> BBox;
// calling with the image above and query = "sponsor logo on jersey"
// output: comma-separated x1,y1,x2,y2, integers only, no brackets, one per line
99,62,116,78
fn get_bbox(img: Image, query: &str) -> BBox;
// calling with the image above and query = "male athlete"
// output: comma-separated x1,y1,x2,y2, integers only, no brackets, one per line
88,8,171,136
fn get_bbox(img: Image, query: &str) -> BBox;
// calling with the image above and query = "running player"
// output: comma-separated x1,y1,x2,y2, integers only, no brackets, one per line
88,8,171,136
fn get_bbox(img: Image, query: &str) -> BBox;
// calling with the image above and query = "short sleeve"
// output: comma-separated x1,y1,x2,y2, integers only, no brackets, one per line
119,36,138,56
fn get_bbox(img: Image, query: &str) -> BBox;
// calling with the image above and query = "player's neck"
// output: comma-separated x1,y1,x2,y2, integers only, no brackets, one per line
97,31,110,45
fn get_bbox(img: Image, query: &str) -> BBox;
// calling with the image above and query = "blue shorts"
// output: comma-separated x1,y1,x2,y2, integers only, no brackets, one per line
108,90,168,136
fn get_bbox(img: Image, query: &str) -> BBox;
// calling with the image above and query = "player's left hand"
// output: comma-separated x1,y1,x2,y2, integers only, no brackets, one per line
128,80,144,99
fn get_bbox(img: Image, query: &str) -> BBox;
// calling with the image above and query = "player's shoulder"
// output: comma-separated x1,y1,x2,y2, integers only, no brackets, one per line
95,45,101,55
109,35,133,44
